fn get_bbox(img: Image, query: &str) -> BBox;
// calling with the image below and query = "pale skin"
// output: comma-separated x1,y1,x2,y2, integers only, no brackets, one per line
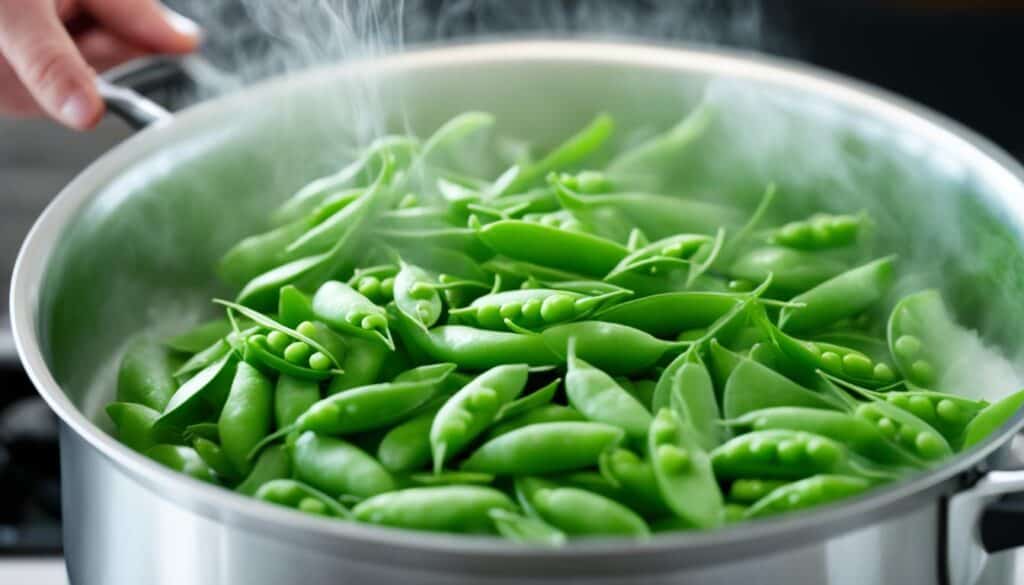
0,0,200,130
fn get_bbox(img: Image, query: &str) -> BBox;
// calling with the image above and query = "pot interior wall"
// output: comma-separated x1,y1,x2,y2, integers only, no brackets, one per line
35,46,1024,425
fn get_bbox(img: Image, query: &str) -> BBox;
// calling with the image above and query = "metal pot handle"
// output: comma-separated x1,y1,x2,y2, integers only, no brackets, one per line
96,56,185,129
947,464,1024,585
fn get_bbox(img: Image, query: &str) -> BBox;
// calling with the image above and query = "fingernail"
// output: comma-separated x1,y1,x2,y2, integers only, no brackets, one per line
59,91,93,129
163,7,202,39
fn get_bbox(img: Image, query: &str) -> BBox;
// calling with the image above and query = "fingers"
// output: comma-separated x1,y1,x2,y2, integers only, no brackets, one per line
82,0,200,54
0,0,102,129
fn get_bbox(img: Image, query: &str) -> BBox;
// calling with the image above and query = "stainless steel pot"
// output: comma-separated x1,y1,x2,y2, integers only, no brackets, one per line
11,40,1024,585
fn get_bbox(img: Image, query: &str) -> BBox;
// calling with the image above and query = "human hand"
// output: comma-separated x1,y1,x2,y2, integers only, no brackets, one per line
0,0,200,130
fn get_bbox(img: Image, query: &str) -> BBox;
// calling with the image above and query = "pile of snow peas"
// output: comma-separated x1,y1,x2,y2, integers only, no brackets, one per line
106,109,1024,542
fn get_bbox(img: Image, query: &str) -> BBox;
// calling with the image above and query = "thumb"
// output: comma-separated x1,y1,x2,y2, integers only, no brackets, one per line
0,0,103,129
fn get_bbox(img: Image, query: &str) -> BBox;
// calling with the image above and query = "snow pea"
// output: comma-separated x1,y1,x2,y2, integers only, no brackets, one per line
488,509,566,546
377,398,446,473
235,445,291,496
278,285,315,328
157,354,237,435
430,364,528,471
729,246,848,297
484,404,585,440
217,216,314,288
565,340,652,441
658,350,723,451
106,402,174,453
514,477,649,538
173,337,232,382
961,389,1024,449
542,321,688,376
117,338,181,411
461,422,624,475
779,256,895,334
494,378,560,423
745,475,872,519
328,336,390,394
191,437,241,483
292,431,395,498
477,220,628,278
593,292,740,339
647,409,723,529
274,375,321,429
722,357,843,420
255,478,351,518
218,362,274,475
598,448,671,519
354,486,515,534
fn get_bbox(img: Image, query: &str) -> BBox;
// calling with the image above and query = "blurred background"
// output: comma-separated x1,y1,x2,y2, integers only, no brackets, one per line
0,0,1022,580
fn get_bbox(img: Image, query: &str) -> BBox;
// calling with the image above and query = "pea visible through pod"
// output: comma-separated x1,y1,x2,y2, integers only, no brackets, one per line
647,409,723,528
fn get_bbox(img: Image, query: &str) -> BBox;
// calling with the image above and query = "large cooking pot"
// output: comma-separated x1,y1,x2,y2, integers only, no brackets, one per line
11,41,1024,585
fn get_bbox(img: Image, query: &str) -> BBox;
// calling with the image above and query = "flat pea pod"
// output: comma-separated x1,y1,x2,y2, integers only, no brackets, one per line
393,310,560,369
745,475,872,519
354,486,515,534
565,340,651,440
543,321,687,376
851,397,953,460
235,445,291,496
165,319,234,354
515,477,649,538
779,256,895,335
430,364,529,471
255,478,351,518
312,281,394,349
217,216,314,288
488,508,566,546
406,471,495,486
727,479,790,505
393,261,443,330
328,336,390,394
598,448,671,519
886,289,963,388
770,213,864,250
484,404,586,440
710,430,896,481
962,389,1024,449
106,402,174,453
494,378,560,423
218,362,273,475
117,338,181,411
729,246,848,297
191,437,241,483
708,339,743,393
296,363,456,436
461,421,624,475
377,398,445,473
292,431,395,498
157,354,237,435
274,375,321,429
647,409,723,528
477,220,628,278
593,292,740,339
726,407,923,467
660,350,723,451
722,358,843,420
146,445,218,484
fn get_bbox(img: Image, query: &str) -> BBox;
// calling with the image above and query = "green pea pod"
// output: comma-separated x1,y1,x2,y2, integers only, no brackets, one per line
745,475,872,519
460,421,624,475
106,402,174,453
484,404,585,440
146,445,218,484
235,445,291,496
605,104,712,193
722,358,844,420
514,477,649,538
707,339,743,393
500,113,615,194
488,509,566,546
241,336,332,381
393,261,443,330
852,401,952,462
648,409,724,529
191,437,241,483
353,486,516,534
292,431,395,498
565,339,651,440
865,389,986,445
449,288,628,332
665,351,723,451
494,378,560,423
173,338,231,382
311,281,394,350
165,319,234,354
393,309,561,370
235,253,334,313
217,216,314,288
598,448,671,519
117,338,181,412
727,479,791,505
770,213,865,250
377,398,446,473
961,389,1024,449
406,471,495,486
219,362,273,475
886,289,965,388
729,246,848,297
278,286,315,328
184,422,219,443
377,207,455,231
157,354,236,435
543,321,687,376
478,220,628,278
215,300,343,369
779,256,896,335
430,364,529,472
725,407,924,467
328,336,390,394
377,227,492,262
605,233,713,279
274,375,321,429
593,292,740,338
255,478,351,518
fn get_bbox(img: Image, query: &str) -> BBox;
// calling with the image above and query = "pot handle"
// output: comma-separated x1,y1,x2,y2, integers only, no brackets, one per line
96,56,187,129
947,468,1024,585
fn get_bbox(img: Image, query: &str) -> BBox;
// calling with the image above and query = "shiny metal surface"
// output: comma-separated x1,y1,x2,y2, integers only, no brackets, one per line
13,41,1024,584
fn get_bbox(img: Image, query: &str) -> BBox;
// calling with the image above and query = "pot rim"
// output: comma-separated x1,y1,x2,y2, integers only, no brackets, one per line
12,39,1024,570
